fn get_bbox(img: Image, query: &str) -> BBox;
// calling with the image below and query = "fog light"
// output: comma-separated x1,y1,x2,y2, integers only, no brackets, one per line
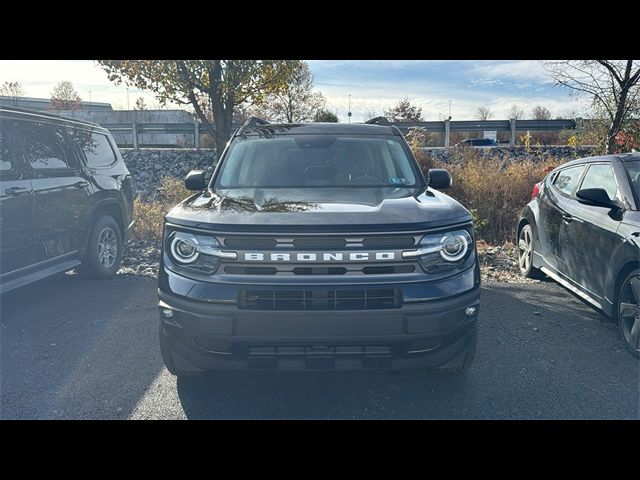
161,308,174,319
465,307,477,316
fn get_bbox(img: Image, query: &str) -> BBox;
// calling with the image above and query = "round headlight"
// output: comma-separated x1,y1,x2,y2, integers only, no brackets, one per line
440,235,468,261
170,236,199,263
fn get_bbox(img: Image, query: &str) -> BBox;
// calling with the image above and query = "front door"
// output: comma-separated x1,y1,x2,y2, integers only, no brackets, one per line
0,118,35,276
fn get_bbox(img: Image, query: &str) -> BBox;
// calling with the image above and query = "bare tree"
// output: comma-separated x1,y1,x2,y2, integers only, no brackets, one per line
532,105,551,120
0,81,25,106
50,81,82,110
544,60,640,153
507,104,524,120
475,106,492,120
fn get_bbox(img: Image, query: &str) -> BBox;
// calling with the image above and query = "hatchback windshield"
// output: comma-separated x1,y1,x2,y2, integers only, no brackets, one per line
215,135,420,189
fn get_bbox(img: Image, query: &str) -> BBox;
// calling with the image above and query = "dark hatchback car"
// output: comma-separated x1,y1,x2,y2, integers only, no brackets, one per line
518,153,640,357
0,107,134,293
157,118,481,376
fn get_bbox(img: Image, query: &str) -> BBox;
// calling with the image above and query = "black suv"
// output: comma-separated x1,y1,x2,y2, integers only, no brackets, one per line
0,107,134,293
158,117,481,376
518,153,640,357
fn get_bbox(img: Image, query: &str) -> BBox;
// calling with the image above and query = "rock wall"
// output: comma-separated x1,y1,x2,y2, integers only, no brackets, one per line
420,145,600,162
120,149,217,198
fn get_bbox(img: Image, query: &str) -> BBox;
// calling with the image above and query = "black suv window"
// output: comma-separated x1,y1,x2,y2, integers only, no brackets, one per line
0,120,12,172
579,163,619,200
19,121,71,170
70,129,116,168
553,165,585,196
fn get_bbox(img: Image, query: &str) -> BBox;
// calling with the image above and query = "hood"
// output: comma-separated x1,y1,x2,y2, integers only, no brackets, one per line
165,187,472,233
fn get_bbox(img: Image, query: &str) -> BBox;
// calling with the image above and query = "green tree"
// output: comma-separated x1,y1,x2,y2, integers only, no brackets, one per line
0,81,25,106
384,97,423,122
264,62,325,123
50,80,82,110
98,60,302,153
313,109,338,122
544,60,640,153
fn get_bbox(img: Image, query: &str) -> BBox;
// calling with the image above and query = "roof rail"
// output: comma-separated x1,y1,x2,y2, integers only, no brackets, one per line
0,105,102,128
235,116,270,137
364,116,391,126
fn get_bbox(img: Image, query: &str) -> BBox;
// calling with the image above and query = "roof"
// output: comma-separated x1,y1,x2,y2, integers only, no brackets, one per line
239,122,401,137
0,106,106,131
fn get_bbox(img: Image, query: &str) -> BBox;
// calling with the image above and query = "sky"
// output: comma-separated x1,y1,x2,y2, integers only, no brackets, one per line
0,60,587,122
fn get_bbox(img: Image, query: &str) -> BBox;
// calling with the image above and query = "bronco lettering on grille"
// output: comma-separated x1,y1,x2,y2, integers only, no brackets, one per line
243,252,396,262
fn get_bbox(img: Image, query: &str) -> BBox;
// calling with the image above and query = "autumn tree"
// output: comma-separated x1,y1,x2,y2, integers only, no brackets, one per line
50,81,82,110
134,96,147,110
384,97,423,122
263,62,325,123
475,106,492,120
0,81,25,106
313,109,338,122
98,60,301,153
544,60,640,153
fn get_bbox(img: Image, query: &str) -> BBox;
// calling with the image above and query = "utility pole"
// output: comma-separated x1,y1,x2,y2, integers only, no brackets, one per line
126,87,130,110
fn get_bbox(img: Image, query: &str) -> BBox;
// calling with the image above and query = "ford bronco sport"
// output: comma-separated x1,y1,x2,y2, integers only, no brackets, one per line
157,117,480,375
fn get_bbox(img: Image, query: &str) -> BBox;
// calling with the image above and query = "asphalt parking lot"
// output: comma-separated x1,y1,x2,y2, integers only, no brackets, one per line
1,273,638,419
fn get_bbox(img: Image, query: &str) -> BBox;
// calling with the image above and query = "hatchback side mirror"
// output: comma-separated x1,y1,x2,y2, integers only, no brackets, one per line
428,168,452,190
184,170,207,191
576,188,623,210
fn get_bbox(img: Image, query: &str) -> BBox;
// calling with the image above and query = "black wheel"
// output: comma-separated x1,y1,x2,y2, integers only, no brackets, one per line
79,215,123,278
616,270,640,358
440,329,477,376
517,224,545,279
159,325,202,377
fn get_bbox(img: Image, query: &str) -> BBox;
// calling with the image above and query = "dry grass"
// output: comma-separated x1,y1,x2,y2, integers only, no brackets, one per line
414,148,563,244
130,177,192,244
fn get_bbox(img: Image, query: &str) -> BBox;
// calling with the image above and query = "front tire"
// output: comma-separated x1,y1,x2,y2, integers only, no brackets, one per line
518,224,545,280
79,215,123,279
615,270,640,358
440,329,477,375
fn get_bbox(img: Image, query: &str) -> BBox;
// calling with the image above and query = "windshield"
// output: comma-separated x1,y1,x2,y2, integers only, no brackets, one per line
624,160,640,203
214,135,421,189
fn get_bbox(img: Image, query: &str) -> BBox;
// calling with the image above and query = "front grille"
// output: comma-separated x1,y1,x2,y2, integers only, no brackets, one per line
239,288,401,310
223,264,415,276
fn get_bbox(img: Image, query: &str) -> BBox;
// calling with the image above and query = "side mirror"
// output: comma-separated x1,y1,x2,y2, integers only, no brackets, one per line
576,188,623,210
428,168,452,190
184,169,207,191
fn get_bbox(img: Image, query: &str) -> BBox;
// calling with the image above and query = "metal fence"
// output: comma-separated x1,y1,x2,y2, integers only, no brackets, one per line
105,119,577,150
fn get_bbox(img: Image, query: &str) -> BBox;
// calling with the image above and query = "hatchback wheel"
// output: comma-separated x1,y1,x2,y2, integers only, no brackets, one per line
617,271,640,358
518,224,545,279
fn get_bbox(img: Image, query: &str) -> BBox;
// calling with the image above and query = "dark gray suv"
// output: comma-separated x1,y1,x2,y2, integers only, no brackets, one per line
157,117,481,376
0,107,134,293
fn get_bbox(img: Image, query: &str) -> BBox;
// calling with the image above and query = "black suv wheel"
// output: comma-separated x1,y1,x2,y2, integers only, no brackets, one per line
80,215,123,278
616,270,640,358
159,324,202,377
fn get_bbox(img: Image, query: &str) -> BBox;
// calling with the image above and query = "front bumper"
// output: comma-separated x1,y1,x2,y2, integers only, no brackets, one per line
157,265,481,372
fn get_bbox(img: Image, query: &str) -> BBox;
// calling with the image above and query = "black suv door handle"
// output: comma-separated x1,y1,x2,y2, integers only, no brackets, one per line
562,212,573,223
74,180,90,188
4,186,29,196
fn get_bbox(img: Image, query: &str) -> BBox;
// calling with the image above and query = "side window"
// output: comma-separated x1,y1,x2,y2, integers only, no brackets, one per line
0,119,12,172
71,129,117,168
579,163,619,200
19,121,71,170
553,165,585,196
